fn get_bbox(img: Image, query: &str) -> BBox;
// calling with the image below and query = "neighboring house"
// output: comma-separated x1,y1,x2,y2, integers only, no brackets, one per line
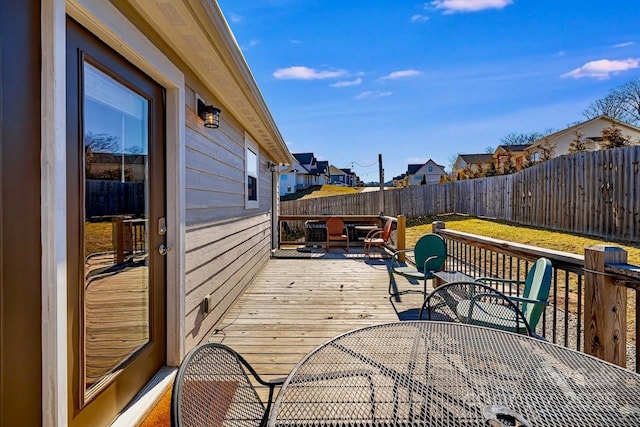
279,167,298,196
452,153,494,179
329,164,350,185
406,160,447,185
280,157,308,195
292,152,317,188
314,160,330,185
526,115,640,161
493,144,531,174
340,168,358,187
393,173,408,187
2,2,294,426
286,152,330,190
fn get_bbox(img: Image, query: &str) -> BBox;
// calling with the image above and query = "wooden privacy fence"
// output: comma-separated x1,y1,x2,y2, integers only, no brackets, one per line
281,146,640,241
86,179,145,218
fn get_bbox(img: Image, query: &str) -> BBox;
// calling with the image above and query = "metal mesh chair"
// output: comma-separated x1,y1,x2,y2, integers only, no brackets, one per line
171,343,284,427
419,281,532,336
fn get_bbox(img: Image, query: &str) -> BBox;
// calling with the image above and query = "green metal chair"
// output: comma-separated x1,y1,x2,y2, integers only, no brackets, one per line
475,257,552,334
389,233,446,298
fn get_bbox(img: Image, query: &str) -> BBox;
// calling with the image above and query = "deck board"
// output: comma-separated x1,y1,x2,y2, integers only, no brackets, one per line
205,257,430,399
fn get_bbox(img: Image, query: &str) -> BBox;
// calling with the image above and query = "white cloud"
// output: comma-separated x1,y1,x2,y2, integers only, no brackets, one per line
554,51,566,57
381,69,422,80
355,91,393,100
430,0,513,14
273,66,347,80
290,39,303,44
229,13,243,23
614,41,634,48
561,58,640,80
330,77,363,88
411,14,430,22
241,39,260,51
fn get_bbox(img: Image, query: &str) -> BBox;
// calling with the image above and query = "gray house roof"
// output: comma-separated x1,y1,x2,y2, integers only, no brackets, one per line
407,164,423,175
459,153,493,164
496,144,531,152
293,152,315,165
312,160,329,175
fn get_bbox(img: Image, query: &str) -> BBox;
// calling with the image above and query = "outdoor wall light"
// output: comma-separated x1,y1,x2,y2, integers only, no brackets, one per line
197,99,221,128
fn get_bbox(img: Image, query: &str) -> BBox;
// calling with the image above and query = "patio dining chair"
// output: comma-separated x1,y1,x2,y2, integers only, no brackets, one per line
363,218,393,257
419,281,532,336
475,257,552,334
325,216,349,252
389,233,446,298
171,343,284,427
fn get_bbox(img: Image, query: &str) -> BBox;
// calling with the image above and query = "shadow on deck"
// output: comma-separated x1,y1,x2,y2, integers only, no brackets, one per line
206,256,431,400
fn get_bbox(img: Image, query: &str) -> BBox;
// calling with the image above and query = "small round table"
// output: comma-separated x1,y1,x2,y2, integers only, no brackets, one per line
269,321,640,426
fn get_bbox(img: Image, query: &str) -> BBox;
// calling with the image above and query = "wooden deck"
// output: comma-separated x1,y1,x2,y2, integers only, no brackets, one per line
205,255,430,399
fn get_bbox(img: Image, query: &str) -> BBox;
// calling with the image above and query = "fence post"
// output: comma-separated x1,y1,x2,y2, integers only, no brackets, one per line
584,245,627,367
397,215,406,262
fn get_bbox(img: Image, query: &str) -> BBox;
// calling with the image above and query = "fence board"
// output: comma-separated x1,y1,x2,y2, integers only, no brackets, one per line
281,146,640,242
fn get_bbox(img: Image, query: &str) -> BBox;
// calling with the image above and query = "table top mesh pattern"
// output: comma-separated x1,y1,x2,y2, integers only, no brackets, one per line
270,322,640,426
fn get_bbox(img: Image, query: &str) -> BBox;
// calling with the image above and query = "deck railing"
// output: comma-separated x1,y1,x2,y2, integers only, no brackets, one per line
432,221,640,372
277,214,404,251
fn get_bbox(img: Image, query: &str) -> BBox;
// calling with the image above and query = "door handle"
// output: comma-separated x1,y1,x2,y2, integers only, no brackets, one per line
158,244,172,256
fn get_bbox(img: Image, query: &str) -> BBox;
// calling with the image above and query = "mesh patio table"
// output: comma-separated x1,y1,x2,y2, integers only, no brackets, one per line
269,321,640,426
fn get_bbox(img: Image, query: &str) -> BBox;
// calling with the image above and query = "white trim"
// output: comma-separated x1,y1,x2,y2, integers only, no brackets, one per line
110,367,177,427
41,1,68,425
245,132,260,209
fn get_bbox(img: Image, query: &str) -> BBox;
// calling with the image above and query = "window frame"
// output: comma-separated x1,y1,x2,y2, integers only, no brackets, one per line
245,132,259,209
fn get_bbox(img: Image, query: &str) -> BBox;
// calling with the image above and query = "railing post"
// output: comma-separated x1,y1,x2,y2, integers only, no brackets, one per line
112,217,125,264
432,221,445,234
397,215,406,262
584,245,627,367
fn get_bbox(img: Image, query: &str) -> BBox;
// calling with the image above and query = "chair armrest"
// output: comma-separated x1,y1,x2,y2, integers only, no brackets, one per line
365,228,383,239
266,377,287,386
392,248,414,258
476,277,525,285
508,295,549,306
422,254,445,272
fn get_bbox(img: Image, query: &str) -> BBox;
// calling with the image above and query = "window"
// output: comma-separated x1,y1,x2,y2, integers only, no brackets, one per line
531,151,541,162
245,133,259,208
428,166,433,172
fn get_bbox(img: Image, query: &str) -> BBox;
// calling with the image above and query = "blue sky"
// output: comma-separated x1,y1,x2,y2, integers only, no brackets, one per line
217,0,640,181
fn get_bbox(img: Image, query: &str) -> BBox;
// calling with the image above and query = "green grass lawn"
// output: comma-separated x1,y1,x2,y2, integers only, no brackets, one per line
405,215,640,265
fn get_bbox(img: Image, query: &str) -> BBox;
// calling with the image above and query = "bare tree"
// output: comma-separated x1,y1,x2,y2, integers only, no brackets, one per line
84,131,120,153
618,80,640,124
447,153,460,173
582,79,640,125
499,129,555,146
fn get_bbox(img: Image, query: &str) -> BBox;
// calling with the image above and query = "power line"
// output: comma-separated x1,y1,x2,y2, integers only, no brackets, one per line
343,160,378,169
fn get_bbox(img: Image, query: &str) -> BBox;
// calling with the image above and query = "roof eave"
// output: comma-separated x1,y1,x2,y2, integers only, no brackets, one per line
124,0,294,165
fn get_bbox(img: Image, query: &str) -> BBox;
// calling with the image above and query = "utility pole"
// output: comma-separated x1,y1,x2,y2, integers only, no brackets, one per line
378,153,384,214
